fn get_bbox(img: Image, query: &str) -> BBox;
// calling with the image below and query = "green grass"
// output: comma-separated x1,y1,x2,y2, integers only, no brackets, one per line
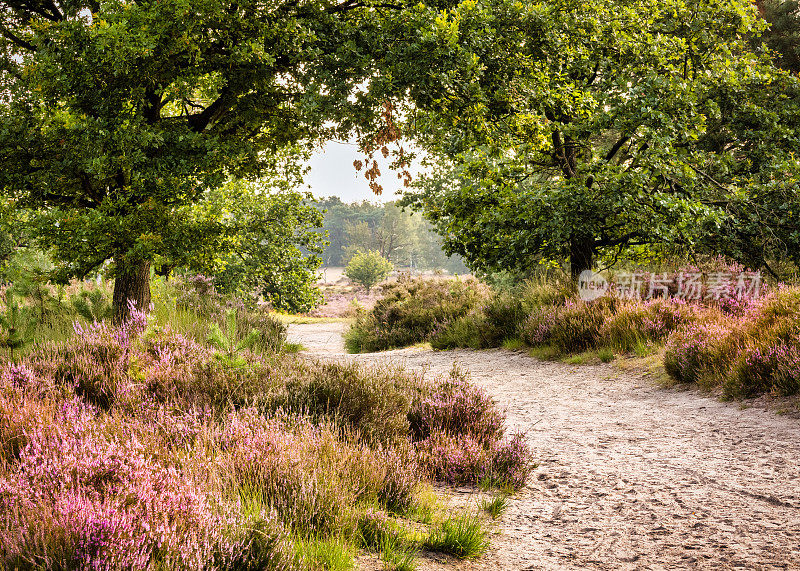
562,353,587,365
501,337,525,351
282,342,306,353
527,345,561,360
480,495,509,519
297,537,355,570
423,514,489,559
597,347,615,363
632,339,655,357
379,536,417,571
399,484,445,525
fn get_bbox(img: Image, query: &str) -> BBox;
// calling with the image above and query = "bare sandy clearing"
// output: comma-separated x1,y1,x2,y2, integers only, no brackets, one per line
288,322,800,570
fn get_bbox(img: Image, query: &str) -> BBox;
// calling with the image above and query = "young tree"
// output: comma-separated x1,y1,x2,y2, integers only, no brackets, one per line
0,0,457,321
345,249,393,291
391,0,800,278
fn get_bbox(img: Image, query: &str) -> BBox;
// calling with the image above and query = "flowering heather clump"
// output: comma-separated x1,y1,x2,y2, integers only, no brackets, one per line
216,409,421,534
25,326,130,409
544,297,621,353
520,304,561,346
661,288,800,397
414,430,532,490
409,368,503,445
728,343,800,398
410,368,532,490
491,433,533,490
356,509,400,549
600,298,694,351
0,398,297,570
663,320,733,384
415,431,491,485
1,363,38,388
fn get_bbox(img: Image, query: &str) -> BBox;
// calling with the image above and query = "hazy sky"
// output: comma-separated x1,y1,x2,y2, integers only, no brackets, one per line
304,140,424,204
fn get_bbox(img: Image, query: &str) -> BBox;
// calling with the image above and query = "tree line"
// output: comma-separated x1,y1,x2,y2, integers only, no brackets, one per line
315,197,467,273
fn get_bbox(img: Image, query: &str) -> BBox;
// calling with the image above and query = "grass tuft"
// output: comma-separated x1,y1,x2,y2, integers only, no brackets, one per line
480,494,509,519
424,513,489,559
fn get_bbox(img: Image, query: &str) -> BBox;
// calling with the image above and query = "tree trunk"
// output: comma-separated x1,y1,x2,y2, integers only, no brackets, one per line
113,258,152,324
569,235,594,281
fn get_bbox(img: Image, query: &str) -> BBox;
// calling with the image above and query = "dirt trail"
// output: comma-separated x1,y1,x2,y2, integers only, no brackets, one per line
288,322,800,570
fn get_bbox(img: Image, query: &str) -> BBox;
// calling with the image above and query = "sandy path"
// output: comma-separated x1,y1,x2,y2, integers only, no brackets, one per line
288,322,800,570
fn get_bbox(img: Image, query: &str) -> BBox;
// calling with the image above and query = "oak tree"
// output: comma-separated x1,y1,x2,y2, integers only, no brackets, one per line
0,0,455,320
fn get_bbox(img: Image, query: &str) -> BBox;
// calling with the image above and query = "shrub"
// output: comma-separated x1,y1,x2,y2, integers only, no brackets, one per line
662,288,800,396
727,343,800,398
544,297,621,353
408,368,503,446
414,431,532,490
356,509,400,550
431,279,571,350
283,360,416,446
600,298,694,351
345,277,490,352
344,250,393,292
171,275,288,352
663,320,734,385
430,312,488,350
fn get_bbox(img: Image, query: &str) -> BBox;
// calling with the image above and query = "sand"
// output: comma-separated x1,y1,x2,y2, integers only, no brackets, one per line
288,322,800,570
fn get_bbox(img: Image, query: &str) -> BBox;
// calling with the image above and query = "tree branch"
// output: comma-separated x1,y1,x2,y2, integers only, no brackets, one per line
0,24,36,51
604,135,630,162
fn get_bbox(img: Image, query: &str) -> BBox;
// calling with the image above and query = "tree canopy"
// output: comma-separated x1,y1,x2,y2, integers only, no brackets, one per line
0,0,459,319
391,0,800,278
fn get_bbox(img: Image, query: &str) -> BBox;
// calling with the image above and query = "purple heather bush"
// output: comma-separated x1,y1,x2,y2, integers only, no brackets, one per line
663,288,800,397
0,300,531,568
409,367,531,490
414,430,532,490
663,319,734,385
729,342,800,398
599,298,695,351
408,367,503,446
519,297,623,353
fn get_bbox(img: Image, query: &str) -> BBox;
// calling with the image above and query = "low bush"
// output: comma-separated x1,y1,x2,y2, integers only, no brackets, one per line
662,288,800,398
599,298,695,351
431,280,570,350
408,367,503,445
414,431,531,490
345,277,490,352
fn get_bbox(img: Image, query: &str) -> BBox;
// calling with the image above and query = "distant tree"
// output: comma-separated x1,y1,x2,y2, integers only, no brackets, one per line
316,198,384,266
345,250,393,291
756,0,800,73
342,220,375,264
373,203,417,263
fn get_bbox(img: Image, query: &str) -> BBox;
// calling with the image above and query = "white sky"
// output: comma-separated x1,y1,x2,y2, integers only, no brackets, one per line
305,140,425,204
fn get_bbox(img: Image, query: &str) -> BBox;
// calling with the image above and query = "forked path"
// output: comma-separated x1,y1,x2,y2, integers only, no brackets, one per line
288,322,800,570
